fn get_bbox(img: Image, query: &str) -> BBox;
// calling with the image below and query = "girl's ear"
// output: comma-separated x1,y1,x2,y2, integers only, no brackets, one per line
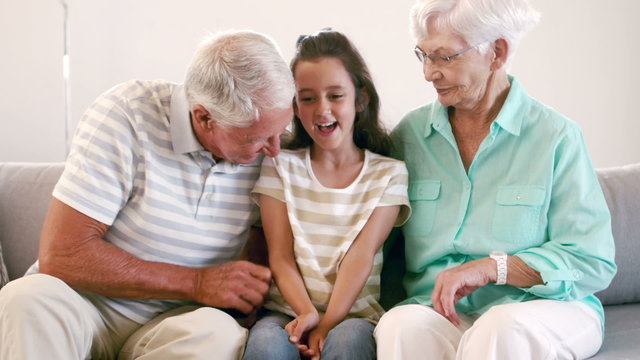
356,89,370,112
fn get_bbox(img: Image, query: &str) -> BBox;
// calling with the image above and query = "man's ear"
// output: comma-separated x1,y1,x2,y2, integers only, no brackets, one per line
491,38,509,70
191,104,213,129
356,89,370,112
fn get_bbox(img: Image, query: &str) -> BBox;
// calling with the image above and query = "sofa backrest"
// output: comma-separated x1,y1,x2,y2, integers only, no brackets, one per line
0,162,64,280
1,162,638,307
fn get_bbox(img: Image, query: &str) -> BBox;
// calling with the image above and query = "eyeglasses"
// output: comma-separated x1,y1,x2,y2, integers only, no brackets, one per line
413,42,486,67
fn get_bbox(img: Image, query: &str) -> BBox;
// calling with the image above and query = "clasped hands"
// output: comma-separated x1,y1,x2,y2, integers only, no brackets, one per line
286,311,327,360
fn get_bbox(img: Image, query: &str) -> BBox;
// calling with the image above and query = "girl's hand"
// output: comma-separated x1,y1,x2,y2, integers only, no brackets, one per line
285,312,320,346
304,325,330,360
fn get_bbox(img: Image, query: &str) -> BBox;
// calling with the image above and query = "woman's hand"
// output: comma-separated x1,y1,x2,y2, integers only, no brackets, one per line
431,258,495,326
431,255,543,325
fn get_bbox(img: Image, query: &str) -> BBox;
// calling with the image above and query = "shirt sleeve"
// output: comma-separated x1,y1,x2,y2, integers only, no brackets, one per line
52,85,138,225
378,160,412,226
515,125,617,300
251,155,285,204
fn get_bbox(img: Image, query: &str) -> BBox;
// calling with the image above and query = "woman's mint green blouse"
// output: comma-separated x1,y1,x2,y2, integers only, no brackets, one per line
391,76,617,324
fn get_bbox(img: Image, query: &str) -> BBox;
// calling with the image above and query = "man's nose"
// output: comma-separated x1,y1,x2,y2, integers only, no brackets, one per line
262,135,281,157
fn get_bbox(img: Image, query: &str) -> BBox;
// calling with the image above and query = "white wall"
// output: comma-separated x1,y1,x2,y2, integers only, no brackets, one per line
2,0,639,167
0,0,66,162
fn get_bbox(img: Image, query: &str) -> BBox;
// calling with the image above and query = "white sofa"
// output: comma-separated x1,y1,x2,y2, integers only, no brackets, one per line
1,162,639,359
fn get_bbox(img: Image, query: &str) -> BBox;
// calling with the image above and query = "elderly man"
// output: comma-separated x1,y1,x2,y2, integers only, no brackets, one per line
0,30,295,359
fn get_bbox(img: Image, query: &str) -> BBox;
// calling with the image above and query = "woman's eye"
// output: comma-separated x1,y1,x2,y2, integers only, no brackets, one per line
330,93,344,100
299,96,314,102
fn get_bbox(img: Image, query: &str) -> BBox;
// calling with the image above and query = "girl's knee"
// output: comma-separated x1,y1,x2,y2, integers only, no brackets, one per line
323,319,375,360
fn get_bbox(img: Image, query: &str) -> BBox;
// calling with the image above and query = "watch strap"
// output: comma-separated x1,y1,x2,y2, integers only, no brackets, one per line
490,251,508,285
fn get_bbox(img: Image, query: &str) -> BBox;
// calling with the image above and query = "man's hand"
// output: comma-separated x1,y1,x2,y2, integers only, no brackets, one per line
193,260,271,314
431,258,494,326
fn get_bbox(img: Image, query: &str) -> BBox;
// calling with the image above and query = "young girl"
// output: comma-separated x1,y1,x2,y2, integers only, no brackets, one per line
243,30,410,360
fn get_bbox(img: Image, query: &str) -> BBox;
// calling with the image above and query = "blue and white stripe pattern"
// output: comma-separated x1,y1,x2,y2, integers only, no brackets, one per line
32,80,262,323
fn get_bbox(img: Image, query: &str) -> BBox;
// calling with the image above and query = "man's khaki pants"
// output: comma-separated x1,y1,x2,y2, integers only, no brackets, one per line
0,274,247,359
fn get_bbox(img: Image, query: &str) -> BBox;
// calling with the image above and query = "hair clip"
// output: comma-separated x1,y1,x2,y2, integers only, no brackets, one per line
296,34,308,47
296,27,334,46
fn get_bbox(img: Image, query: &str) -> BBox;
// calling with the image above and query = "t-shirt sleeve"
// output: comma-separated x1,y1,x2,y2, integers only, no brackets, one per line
52,85,138,225
378,160,411,226
251,155,286,205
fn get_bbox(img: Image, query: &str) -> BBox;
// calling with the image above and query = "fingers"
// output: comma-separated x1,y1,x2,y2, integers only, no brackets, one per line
431,276,444,317
290,322,304,343
288,314,312,343
286,318,302,343
448,311,461,327
245,261,272,283
287,315,323,359
301,345,316,358
296,343,311,354
432,260,494,326
310,350,320,360
312,337,324,360
237,287,265,310
432,271,461,326
195,261,272,313
308,331,324,360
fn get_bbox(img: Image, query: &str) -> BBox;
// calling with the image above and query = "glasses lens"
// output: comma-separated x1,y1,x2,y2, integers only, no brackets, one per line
414,48,424,63
433,55,447,67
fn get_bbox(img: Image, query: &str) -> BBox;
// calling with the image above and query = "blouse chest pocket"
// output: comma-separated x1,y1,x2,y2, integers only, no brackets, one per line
492,185,546,244
404,180,441,236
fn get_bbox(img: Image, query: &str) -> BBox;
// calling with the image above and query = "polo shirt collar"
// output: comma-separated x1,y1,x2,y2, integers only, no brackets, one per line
170,84,204,155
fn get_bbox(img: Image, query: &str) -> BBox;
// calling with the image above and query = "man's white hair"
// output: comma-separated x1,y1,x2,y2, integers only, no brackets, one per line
184,30,295,128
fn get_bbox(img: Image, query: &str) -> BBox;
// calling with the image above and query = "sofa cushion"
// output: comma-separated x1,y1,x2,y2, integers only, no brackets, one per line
595,163,640,305
0,162,65,281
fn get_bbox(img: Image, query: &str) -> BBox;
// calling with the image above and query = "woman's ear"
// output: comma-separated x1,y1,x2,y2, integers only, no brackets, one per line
356,89,370,112
491,38,509,70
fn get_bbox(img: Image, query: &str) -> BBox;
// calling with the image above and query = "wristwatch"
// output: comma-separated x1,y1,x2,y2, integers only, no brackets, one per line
489,251,508,285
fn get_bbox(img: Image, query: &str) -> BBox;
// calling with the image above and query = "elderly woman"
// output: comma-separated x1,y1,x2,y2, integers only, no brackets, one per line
374,0,617,359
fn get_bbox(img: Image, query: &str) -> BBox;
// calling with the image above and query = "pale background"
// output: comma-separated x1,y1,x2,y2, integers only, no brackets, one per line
1,0,638,167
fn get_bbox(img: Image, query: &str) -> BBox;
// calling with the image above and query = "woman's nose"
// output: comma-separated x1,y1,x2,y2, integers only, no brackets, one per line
423,62,442,82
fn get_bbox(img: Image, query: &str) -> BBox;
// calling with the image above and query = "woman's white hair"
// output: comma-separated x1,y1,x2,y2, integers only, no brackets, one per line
410,0,540,63
184,30,295,128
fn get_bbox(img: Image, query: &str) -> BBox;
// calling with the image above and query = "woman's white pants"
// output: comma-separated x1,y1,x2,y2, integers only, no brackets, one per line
374,300,602,360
